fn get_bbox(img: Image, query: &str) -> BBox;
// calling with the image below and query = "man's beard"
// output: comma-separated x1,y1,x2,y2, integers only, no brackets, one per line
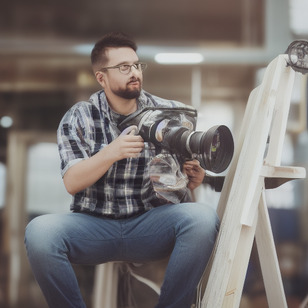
113,78,141,99
114,88,141,99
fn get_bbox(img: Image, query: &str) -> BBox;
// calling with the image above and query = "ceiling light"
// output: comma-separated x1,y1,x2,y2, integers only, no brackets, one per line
154,53,204,64
73,44,93,55
0,116,13,128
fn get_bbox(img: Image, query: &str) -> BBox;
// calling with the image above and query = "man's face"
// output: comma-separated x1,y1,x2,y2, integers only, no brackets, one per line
96,47,143,100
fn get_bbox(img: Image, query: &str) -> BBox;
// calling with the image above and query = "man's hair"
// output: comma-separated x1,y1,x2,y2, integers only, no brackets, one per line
91,32,137,73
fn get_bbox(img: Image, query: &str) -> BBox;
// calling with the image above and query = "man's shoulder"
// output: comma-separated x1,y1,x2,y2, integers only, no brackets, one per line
75,90,104,111
65,91,104,117
141,90,187,108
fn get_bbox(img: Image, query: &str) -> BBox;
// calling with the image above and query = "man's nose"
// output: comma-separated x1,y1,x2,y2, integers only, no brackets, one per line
130,65,141,75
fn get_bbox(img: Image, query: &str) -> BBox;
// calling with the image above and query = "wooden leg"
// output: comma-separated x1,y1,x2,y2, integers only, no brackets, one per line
222,214,258,308
92,263,119,308
255,192,288,308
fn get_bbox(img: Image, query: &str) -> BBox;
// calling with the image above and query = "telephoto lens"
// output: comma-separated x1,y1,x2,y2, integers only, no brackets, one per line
118,107,234,173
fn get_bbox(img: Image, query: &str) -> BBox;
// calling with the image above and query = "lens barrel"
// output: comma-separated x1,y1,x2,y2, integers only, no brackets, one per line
186,125,234,173
118,107,234,174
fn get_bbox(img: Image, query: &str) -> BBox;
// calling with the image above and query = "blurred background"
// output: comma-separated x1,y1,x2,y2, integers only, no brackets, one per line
1,0,308,307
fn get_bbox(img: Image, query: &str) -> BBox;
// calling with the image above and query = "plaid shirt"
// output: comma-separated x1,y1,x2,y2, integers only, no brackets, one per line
57,89,189,218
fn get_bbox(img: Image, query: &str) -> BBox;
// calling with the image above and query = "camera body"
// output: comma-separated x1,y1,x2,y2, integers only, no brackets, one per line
118,106,234,174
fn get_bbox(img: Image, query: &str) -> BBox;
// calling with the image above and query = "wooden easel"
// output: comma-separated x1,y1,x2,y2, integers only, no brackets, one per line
199,54,306,307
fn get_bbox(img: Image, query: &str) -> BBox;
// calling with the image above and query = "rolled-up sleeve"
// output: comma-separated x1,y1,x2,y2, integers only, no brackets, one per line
57,107,92,177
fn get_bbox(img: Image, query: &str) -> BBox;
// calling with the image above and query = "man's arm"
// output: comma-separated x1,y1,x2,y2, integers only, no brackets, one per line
63,134,144,195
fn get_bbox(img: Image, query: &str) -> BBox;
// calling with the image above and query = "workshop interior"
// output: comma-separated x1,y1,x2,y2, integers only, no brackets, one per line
1,0,308,307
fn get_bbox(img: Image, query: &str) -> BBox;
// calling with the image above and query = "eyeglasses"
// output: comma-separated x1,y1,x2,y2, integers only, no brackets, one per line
100,62,147,75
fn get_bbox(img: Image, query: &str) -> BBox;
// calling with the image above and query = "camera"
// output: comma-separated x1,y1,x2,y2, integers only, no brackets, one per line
118,106,234,174
285,40,308,74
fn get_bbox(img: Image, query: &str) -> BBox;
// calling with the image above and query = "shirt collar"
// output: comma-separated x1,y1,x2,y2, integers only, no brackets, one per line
95,89,148,118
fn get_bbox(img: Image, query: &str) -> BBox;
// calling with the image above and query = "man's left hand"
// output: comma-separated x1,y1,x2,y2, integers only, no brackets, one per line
183,159,205,191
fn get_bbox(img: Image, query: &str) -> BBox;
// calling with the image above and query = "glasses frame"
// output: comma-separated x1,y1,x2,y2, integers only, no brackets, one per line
99,62,147,75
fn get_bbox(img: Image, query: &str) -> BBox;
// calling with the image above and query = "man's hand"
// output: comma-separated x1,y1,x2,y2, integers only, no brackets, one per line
63,134,144,195
108,134,144,160
183,159,205,191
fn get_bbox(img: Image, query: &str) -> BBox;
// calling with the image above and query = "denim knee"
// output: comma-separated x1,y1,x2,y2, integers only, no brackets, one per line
176,203,219,243
25,214,62,259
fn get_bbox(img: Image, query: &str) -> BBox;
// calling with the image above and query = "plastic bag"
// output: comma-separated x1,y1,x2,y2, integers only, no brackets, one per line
149,153,189,204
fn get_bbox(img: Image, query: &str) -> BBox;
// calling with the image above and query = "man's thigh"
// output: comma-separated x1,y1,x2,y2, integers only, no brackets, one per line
26,202,217,265
120,202,218,262
26,212,124,264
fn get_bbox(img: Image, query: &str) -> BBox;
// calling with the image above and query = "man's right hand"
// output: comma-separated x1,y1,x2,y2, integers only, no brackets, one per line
107,134,144,161
63,134,144,195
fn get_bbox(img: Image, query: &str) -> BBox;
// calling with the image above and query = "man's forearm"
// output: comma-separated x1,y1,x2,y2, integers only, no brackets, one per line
63,134,144,195
63,148,116,195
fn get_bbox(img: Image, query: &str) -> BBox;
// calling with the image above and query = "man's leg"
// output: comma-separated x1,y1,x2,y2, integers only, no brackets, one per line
120,202,219,308
25,203,218,308
24,212,125,308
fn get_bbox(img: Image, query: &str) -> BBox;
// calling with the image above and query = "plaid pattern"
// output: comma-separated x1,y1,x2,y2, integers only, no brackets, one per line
57,90,188,218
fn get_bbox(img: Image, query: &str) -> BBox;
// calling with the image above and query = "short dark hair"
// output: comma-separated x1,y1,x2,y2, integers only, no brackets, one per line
91,32,137,73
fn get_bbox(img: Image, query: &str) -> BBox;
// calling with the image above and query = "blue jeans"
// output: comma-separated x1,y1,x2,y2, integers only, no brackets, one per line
24,202,219,308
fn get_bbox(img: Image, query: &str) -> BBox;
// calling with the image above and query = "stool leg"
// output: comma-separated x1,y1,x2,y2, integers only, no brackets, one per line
93,263,119,308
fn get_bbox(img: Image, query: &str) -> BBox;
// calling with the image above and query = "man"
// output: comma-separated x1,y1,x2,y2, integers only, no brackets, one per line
25,32,219,308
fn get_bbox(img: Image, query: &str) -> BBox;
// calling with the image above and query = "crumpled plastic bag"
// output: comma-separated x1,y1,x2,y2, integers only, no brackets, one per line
149,153,189,204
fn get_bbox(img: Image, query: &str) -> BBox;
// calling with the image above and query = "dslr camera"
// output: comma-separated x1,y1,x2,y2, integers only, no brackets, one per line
118,106,234,175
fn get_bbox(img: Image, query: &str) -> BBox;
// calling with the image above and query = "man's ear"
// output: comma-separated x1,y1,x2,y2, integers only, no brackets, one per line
95,71,105,87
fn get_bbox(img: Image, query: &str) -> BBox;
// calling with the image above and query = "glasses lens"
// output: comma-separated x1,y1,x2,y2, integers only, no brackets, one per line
119,65,131,74
134,63,147,72
118,63,147,74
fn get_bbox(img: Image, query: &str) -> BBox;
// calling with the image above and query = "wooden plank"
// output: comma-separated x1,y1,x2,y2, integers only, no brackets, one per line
216,87,259,220
264,60,295,166
255,192,288,307
222,212,258,307
261,165,306,179
239,55,287,226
